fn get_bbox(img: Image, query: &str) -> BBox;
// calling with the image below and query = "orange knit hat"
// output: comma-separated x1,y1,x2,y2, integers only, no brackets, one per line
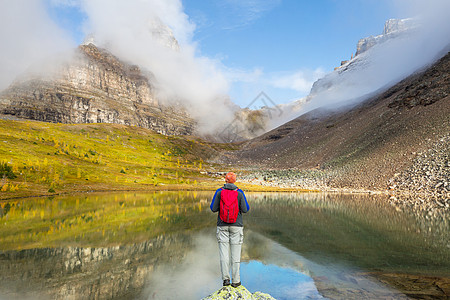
225,172,236,183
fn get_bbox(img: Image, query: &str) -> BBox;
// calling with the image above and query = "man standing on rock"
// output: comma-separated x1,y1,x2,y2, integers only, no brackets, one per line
210,172,250,288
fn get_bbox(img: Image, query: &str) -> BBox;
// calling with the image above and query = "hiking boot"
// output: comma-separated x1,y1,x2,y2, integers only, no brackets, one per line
223,279,230,286
231,282,241,288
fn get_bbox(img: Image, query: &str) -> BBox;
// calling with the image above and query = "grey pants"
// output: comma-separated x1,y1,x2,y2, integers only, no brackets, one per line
216,226,244,283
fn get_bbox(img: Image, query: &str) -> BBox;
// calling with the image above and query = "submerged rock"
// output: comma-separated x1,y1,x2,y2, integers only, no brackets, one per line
202,285,276,300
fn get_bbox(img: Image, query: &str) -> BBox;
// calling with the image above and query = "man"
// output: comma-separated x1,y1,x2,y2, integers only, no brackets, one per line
210,172,250,288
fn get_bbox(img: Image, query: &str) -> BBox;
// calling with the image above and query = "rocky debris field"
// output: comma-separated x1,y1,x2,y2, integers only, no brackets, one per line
235,132,449,214
239,169,332,191
388,134,449,211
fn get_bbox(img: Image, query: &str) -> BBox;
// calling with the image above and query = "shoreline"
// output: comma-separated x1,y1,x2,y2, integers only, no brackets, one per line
0,174,442,198
0,180,317,202
235,168,449,213
1,172,447,217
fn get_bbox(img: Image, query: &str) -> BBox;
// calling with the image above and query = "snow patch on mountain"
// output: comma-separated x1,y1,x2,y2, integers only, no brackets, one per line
301,16,449,114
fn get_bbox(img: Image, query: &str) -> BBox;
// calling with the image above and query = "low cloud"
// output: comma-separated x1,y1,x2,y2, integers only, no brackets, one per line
0,0,75,90
299,0,450,115
224,67,325,107
271,68,327,94
1,0,235,134
77,0,234,134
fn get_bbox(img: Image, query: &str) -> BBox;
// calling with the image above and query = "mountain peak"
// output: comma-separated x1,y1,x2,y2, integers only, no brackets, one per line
356,18,416,56
0,43,194,135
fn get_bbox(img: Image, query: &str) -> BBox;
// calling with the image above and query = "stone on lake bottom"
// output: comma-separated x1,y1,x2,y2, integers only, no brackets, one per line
202,285,276,300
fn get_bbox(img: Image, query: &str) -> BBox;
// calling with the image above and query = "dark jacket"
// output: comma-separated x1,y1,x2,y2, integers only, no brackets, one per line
210,183,250,227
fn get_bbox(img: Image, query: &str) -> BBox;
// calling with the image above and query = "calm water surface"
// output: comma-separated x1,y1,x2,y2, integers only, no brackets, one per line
0,191,449,299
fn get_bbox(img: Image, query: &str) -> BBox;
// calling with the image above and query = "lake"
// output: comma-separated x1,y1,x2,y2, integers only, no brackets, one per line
0,191,449,299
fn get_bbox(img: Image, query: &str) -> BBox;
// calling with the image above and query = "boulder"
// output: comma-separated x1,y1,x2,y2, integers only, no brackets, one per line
202,286,276,300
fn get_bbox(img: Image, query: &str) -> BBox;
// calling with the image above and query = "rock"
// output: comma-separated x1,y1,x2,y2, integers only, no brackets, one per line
356,18,416,56
202,286,276,300
0,44,194,136
383,19,414,35
388,134,449,211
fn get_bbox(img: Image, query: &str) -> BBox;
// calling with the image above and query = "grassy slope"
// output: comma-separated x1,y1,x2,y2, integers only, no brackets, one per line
0,120,295,200
0,120,230,199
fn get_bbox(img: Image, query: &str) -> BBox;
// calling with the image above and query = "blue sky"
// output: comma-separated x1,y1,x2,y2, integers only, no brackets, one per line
184,1,396,69
182,0,408,106
45,1,403,106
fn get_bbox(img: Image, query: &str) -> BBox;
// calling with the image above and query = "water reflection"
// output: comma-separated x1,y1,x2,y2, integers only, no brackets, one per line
143,230,326,300
246,192,450,276
241,232,325,300
241,230,406,299
0,191,211,250
0,234,193,299
241,261,322,300
0,191,449,299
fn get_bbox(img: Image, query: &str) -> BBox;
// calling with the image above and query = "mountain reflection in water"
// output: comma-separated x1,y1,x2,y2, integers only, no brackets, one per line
0,191,448,299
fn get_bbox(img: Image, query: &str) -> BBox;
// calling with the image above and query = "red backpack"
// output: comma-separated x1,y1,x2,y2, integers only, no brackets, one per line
219,188,239,223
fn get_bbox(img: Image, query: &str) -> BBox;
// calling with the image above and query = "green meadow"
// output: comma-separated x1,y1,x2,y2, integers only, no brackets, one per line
0,119,228,199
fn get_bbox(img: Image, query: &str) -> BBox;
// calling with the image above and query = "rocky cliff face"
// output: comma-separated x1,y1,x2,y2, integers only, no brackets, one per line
0,44,194,136
356,18,415,56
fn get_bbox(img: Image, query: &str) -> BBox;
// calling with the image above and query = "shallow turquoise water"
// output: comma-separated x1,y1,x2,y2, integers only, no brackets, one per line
241,260,323,299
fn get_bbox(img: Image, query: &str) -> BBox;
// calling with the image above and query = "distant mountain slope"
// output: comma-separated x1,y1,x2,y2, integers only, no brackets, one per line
260,18,447,135
0,44,194,135
224,52,449,193
0,43,272,141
